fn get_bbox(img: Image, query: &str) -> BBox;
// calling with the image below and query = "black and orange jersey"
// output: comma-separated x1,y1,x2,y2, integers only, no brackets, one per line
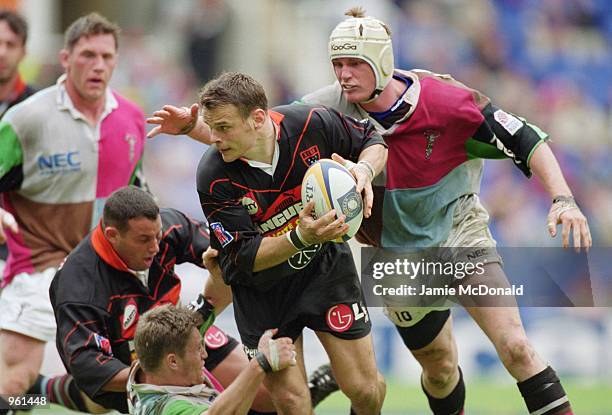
50,208,210,412
196,104,386,291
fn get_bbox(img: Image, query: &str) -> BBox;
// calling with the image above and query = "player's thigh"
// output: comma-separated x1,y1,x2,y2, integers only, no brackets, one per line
316,332,379,389
460,263,524,338
0,329,45,371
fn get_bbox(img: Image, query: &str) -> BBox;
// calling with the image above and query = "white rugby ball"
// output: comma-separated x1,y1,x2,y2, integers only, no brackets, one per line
301,159,363,242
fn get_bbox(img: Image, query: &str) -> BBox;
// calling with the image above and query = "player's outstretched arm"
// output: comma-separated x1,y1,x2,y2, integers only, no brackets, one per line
146,103,213,144
253,201,349,272
208,329,296,415
529,143,591,249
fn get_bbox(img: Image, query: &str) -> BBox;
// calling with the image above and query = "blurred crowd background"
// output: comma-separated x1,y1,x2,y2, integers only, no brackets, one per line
9,0,611,389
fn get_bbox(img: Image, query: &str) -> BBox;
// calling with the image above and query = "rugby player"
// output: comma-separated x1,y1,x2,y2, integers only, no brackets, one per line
197,72,387,414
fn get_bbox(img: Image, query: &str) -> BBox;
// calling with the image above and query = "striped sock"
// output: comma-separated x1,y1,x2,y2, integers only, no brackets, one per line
30,374,87,412
517,366,572,415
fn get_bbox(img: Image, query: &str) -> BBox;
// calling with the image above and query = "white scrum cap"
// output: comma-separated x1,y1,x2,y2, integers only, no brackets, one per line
329,12,394,100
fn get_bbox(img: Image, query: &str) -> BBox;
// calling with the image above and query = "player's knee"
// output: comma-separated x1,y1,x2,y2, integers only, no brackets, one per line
339,376,383,407
499,337,536,370
414,347,457,390
422,361,456,390
0,367,36,395
272,386,311,412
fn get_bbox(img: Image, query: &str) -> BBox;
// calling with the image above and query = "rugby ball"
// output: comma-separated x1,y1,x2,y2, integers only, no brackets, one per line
301,159,363,242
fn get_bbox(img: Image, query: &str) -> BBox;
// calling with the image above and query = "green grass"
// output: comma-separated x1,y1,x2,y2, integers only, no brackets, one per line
31,378,612,414
316,378,612,414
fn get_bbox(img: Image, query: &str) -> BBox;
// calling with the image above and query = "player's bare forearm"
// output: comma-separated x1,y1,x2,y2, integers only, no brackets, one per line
101,367,130,392
253,202,349,272
528,143,572,198
207,360,266,415
189,118,213,145
253,234,299,272
358,143,387,177
203,266,233,314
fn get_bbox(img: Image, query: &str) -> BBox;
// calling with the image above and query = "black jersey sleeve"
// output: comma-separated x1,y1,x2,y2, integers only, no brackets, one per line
160,208,210,267
197,174,264,286
470,103,549,177
197,148,263,286
51,267,127,399
315,107,387,162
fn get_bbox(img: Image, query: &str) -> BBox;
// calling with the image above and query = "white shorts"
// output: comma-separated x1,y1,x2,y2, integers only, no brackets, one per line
384,194,502,327
0,267,57,341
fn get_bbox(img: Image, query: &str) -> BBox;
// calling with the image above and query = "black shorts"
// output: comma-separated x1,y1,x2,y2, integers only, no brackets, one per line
394,309,450,350
233,244,371,351
90,326,239,413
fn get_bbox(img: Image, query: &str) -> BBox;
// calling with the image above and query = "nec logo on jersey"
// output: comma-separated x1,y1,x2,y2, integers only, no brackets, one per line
211,222,234,247
38,151,81,175
300,145,320,167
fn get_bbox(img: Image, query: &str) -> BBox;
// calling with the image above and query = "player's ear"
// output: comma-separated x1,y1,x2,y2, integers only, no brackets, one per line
59,48,70,71
104,226,120,243
250,108,267,130
166,352,179,370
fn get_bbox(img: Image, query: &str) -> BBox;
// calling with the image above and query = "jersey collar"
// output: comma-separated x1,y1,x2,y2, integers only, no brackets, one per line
91,223,131,273
55,74,118,122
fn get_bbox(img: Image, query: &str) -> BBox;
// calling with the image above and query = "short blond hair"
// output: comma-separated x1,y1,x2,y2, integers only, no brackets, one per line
134,305,199,373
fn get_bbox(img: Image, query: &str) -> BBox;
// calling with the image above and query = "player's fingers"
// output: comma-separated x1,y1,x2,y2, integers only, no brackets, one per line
363,185,373,218
580,221,591,250
300,201,315,219
571,221,582,252
355,173,366,194
162,105,182,114
190,103,200,117
202,247,219,265
263,328,278,339
561,219,570,248
145,116,164,125
146,126,163,138
546,213,557,237
331,153,346,165
0,226,6,243
152,110,171,118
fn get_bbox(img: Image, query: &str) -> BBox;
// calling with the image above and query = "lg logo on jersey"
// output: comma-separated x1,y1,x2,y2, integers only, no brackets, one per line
326,302,369,332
